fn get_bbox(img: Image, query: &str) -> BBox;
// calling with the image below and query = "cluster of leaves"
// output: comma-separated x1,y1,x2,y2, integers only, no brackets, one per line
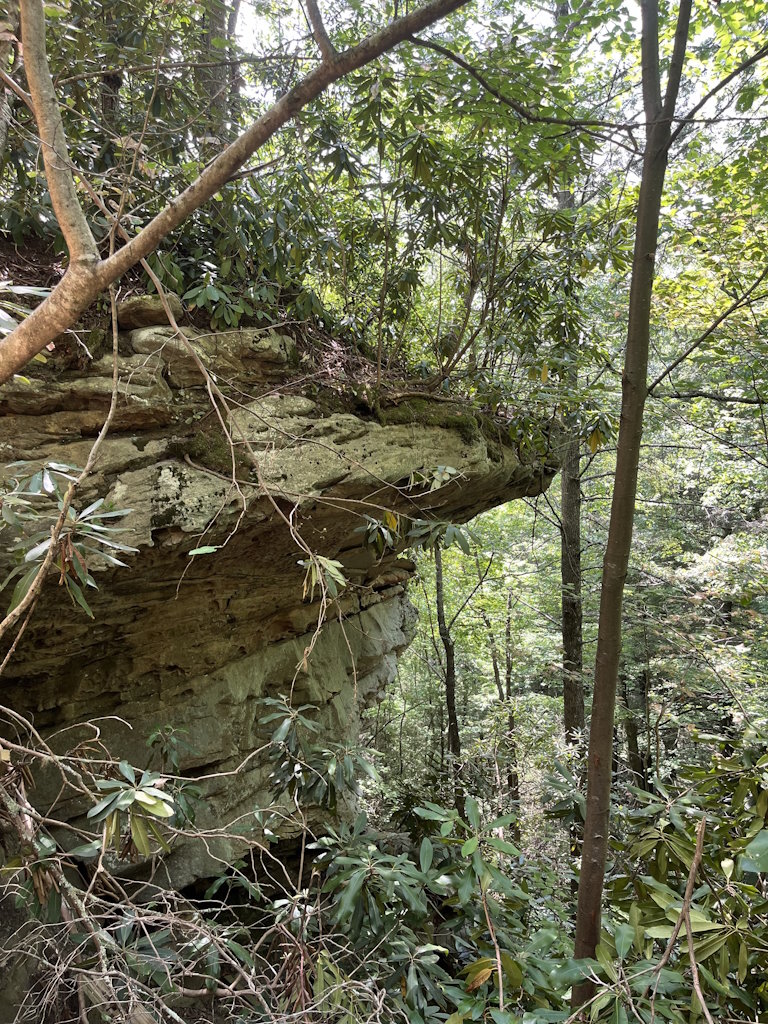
602,723,768,1022
355,509,474,560
9,683,768,1024
299,553,348,601
0,461,135,617
86,763,175,858
260,697,378,813
307,722,768,1024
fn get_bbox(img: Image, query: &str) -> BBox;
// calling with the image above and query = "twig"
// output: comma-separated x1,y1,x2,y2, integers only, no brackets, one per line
647,266,768,394
481,888,504,1013
649,816,706,1020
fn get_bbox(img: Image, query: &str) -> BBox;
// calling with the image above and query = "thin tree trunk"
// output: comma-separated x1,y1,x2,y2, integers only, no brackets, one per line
555,4,585,751
435,545,463,812
199,0,228,134
503,590,521,840
561,424,585,881
561,428,584,742
476,559,520,837
571,0,691,1008
625,714,644,788
0,0,19,164
100,12,121,133
227,0,242,103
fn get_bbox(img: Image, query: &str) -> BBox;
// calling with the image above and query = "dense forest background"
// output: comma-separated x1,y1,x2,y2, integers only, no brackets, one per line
1,0,768,1021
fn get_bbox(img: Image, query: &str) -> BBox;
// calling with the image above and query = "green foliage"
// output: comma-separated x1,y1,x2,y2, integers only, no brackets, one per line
86,765,176,857
298,553,348,601
0,461,136,617
0,282,52,366
603,724,768,1021
260,697,378,812
3,0,768,1020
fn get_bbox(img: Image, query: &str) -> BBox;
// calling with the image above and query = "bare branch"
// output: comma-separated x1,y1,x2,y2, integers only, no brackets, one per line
410,34,636,141
651,388,766,405
668,40,768,149
0,67,30,109
304,0,337,62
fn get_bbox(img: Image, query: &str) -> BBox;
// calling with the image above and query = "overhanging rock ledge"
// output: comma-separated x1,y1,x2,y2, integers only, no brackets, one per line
0,315,557,886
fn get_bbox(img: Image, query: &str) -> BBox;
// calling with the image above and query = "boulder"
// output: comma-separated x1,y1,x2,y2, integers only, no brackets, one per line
116,291,184,329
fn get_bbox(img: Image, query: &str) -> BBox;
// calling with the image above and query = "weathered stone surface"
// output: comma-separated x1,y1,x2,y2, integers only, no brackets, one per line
117,291,184,329
130,324,295,388
0,327,556,891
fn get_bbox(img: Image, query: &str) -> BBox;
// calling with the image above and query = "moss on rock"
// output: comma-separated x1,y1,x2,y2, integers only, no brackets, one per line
376,398,480,445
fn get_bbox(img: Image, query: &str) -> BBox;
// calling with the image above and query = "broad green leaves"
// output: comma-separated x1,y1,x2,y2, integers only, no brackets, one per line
0,461,136,617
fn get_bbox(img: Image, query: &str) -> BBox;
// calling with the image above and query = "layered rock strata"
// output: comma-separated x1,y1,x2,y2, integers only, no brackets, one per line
0,307,557,885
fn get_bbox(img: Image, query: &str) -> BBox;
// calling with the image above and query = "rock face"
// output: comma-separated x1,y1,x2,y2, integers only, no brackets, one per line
116,292,184,329
0,314,557,886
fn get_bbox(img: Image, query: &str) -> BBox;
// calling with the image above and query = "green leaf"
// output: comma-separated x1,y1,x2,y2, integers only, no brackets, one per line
137,796,175,819
336,868,366,923
414,804,449,821
146,817,171,854
225,939,254,969
189,545,219,556
66,840,102,859
7,565,41,613
66,579,94,618
614,923,635,960
743,829,768,871
461,836,479,857
486,836,521,857
500,951,523,989
419,837,433,873
464,796,481,830
594,942,617,982
131,813,151,856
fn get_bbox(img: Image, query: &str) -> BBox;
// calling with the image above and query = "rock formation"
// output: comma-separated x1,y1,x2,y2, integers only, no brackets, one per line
0,300,557,887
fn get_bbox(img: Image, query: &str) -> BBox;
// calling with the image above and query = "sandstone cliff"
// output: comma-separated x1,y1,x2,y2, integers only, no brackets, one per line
0,304,557,886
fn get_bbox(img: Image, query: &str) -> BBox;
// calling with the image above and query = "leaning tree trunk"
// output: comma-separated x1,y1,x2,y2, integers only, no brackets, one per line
571,0,691,1009
475,557,520,833
503,590,521,841
198,0,229,136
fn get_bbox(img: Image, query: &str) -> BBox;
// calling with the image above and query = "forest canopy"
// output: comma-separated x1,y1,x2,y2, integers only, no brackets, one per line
1,0,768,1022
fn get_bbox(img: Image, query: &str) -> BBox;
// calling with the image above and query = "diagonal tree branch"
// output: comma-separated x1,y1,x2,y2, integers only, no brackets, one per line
668,41,768,150
647,265,768,394
0,67,31,109
661,0,691,121
410,34,636,138
0,0,470,385
304,0,337,62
